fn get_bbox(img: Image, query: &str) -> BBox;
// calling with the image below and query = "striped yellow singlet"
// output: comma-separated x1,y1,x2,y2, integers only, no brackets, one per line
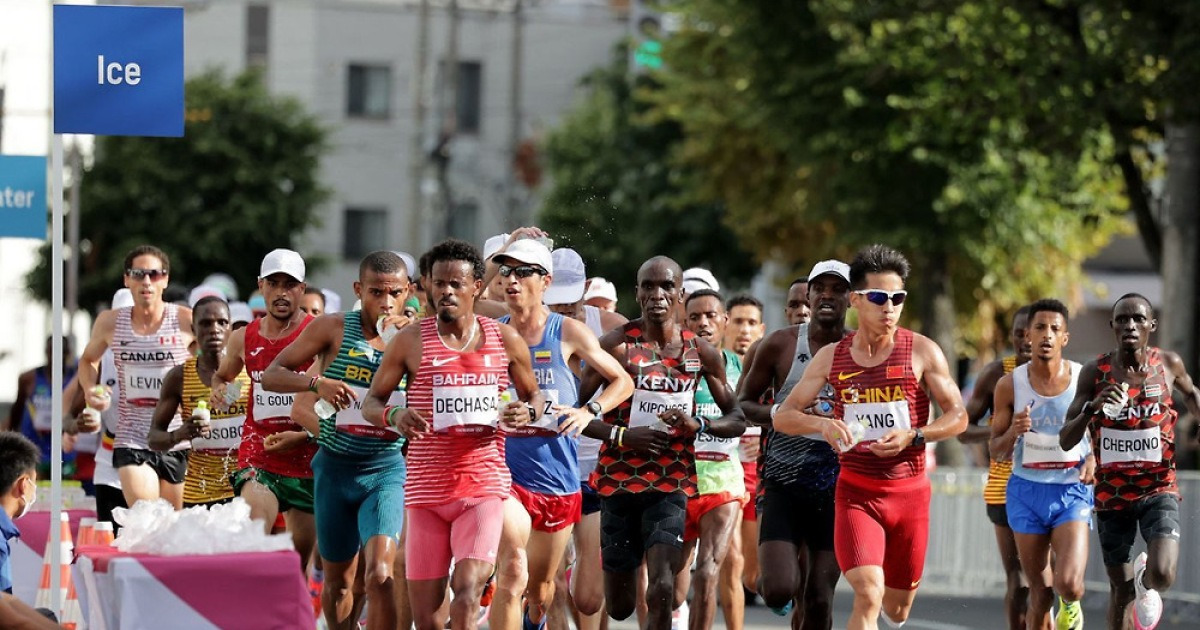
180,357,251,506
983,356,1018,505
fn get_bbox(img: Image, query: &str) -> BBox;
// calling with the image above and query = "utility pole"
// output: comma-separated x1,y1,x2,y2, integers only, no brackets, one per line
507,0,524,228
1161,121,1199,374
407,0,431,255
437,0,460,240
66,143,82,321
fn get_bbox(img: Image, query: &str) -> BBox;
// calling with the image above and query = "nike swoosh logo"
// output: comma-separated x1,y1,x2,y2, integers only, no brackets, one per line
347,349,370,358
837,371,864,381
544,520,563,528
640,360,662,367
249,347,264,357
432,356,458,367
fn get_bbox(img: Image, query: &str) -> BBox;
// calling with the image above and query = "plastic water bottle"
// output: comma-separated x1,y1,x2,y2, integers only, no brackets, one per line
315,399,337,420
193,400,211,428
223,380,242,407
839,419,867,453
378,315,399,345
1101,382,1130,419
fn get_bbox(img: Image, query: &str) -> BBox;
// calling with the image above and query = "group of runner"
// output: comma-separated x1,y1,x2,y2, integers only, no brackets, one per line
30,233,1192,630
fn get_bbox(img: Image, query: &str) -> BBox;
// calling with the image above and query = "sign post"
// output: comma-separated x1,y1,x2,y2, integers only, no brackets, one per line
49,4,184,614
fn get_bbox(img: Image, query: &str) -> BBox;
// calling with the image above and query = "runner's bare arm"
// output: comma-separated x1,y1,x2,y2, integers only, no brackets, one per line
78,310,117,408
773,344,837,435
1060,360,1103,450
693,338,745,438
289,363,324,436
558,318,633,436
737,329,788,427
363,324,422,432
958,360,1004,444
1160,351,1200,444
263,315,356,409
911,334,967,443
148,365,186,451
580,329,630,442
6,370,32,432
501,322,545,428
989,375,1022,460
737,337,761,397
211,327,247,407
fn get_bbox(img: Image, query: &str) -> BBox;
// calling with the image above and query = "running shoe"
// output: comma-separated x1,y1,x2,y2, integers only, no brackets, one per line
1055,596,1083,630
769,599,794,617
523,609,547,630
1133,552,1163,630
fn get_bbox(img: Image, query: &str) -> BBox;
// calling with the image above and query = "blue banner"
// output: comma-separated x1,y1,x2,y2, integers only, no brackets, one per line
0,155,47,240
53,5,184,137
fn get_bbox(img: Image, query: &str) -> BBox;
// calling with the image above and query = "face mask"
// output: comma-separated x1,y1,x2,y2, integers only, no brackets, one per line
15,477,36,519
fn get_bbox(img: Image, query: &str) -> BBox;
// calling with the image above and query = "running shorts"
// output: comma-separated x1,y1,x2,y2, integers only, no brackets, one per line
405,496,504,580
1096,493,1180,567
600,492,687,573
834,469,930,591
684,490,744,542
511,483,581,533
1005,474,1092,536
312,448,406,563
231,467,315,513
112,447,188,485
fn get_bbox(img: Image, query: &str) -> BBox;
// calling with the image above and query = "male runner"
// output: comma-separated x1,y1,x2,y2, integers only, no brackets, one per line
712,295,764,630
677,289,747,630
148,297,252,508
9,337,78,480
543,248,627,629
579,256,744,630
300,288,326,317
584,278,619,313
491,240,633,630
78,245,194,508
990,299,1090,630
263,251,413,630
957,306,1032,630
360,239,544,630
785,278,811,326
775,245,967,630
736,261,850,628
211,248,317,570
1060,294,1200,630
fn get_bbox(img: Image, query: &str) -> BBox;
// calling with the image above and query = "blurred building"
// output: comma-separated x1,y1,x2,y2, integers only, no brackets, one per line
162,0,626,304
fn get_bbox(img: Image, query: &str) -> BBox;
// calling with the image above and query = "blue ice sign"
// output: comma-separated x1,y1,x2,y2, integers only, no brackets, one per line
0,156,47,240
53,5,184,137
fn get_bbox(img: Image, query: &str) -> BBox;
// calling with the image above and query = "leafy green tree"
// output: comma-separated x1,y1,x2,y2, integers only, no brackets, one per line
651,0,1129,357
538,44,759,314
27,69,327,311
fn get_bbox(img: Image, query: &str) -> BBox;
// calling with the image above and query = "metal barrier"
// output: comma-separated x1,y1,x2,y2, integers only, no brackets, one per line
922,468,1200,618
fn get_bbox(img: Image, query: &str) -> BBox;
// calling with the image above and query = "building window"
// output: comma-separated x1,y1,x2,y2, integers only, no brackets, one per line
457,61,482,134
347,64,392,119
245,4,269,69
343,207,388,260
448,200,479,245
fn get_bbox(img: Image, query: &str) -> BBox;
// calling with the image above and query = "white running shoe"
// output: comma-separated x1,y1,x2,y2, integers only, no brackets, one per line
1132,552,1163,630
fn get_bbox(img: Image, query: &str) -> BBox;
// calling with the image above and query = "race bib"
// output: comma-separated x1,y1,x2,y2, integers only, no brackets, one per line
1099,426,1162,469
191,415,246,453
629,389,693,431
506,389,561,438
125,365,171,406
844,400,911,448
695,431,739,461
432,385,499,434
32,388,53,431
1021,431,1082,469
335,385,407,440
252,382,295,425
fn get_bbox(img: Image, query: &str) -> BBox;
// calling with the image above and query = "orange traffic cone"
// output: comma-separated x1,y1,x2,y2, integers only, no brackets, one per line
34,513,74,617
94,521,115,546
77,517,96,547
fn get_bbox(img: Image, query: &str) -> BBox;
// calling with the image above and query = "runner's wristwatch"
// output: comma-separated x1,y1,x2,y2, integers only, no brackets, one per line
911,428,926,448
586,401,603,418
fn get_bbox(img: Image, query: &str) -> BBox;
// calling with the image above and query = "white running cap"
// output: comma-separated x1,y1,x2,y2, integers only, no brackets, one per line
492,239,553,275
259,248,306,282
806,259,850,284
682,268,720,294
584,277,617,303
544,248,587,305
482,233,509,261
228,301,254,325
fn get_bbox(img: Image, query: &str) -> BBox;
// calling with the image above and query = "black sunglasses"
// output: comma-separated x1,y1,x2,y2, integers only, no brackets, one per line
854,289,907,306
498,264,547,279
126,268,168,281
